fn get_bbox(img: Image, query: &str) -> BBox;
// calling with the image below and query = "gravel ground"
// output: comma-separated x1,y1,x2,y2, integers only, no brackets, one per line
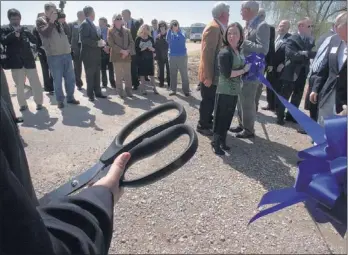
5,46,346,254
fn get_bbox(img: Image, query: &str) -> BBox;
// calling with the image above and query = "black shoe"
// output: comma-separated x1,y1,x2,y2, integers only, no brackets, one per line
184,92,190,97
145,76,150,81
285,115,297,123
77,86,82,91
159,83,164,88
236,131,255,139
67,99,80,105
96,94,107,98
89,97,95,102
132,86,138,90
111,84,116,89
276,119,285,126
261,105,275,111
169,91,176,96
229,126,243,133
220,136,230,151
19,105,28,111
212,134,225,155
15,117,24,123
36,104,43,110
58,102,64,108
297,128,306,134
196,125,213,136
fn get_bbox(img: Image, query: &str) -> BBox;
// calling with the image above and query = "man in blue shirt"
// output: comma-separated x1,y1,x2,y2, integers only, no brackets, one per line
98,17,116,88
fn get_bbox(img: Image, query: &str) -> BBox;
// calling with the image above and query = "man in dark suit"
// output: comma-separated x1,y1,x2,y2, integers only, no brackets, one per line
262,20,291,111
69,10,85,89
122,9,140,90
276,18,316,125
255,8,276,111
79,6,106,101
310,12,347,125
98,17,116,89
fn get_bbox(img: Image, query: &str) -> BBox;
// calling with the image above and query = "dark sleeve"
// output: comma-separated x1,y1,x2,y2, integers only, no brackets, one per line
218,49,233,79
68,23,73,44
308,50,316,59
285,37,306,63
312,48,329,93
23,28,37,44
1,27,17,45
79,22,98,48
135,37,141,54
36,18,55,37
0,100,115,255
38,186,114,254
63,23,71,42
267,27,275,66
150,36,155,50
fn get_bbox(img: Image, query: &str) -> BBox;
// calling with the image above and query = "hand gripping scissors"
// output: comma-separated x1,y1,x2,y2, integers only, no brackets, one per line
39,102,198,205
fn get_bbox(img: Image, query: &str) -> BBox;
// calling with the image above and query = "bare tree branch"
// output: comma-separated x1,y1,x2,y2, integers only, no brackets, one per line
319,0,334,24
326,6,347,20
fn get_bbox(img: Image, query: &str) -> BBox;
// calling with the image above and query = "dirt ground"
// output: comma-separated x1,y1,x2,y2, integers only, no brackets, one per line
5,43,346,254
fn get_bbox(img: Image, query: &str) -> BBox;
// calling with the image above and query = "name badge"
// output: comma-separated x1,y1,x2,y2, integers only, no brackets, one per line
330,47,338,54
74,25,79,28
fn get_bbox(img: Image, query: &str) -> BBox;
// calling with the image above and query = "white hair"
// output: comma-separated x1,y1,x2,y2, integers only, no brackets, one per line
212,2,230,19
335,11,347,27
241,1,259,14
258,8,266,20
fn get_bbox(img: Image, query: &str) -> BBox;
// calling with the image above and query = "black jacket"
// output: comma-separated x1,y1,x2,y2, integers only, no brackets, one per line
79,19,101,63
129,19,140,41
272,32,291,68
280,34,316,82
0,97,115,255
0,25,37,69
265,26,275,68
155,33,169,61
312,35,347,113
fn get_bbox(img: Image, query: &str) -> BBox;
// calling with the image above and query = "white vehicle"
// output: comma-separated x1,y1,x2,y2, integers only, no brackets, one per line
189,23,206,43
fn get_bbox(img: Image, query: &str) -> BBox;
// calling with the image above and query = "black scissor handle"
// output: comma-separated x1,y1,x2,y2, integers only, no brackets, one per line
120,123,198,187
100,101,186,166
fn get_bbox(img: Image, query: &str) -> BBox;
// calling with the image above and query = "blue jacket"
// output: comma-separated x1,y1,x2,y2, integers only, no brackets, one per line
166,29,187,57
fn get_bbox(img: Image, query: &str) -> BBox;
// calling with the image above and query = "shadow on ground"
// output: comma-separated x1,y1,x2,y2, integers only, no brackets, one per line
60,105,103,131
21,107,58,131
92,98,126,116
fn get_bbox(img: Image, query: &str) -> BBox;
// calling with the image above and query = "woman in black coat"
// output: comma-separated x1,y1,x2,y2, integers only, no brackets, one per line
155,20,170,88
135,24,158,95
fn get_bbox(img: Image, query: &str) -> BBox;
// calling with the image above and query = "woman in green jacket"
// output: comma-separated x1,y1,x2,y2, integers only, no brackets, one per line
212,22,251,155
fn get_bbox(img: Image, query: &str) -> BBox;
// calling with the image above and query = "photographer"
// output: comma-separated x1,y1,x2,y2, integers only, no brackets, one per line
1,8,43,111
36,2,79,109
1,95,130,254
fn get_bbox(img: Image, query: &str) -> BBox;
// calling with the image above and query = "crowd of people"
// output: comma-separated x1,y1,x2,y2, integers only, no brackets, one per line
194,1,347,154
0,0,347,254
0,2,191,111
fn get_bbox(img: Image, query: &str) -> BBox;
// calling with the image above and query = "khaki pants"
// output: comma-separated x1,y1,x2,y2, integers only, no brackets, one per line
11,68,43,107
113,61,132,92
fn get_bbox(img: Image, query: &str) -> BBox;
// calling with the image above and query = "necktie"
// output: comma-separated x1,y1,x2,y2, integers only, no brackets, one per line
275,35,282,50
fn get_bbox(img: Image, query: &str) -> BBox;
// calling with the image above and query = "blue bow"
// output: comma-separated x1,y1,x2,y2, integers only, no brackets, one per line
245,53,347,225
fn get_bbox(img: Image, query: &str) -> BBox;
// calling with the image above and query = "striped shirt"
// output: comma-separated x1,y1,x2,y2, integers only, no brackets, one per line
309,35,334,76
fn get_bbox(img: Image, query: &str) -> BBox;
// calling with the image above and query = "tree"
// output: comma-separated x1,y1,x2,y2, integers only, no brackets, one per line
261,0,347,38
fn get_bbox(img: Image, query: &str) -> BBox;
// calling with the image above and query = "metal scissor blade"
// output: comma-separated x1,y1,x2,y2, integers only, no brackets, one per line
39,161,105,205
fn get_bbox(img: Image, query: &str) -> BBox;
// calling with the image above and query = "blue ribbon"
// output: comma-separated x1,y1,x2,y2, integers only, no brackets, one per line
245,53,347,225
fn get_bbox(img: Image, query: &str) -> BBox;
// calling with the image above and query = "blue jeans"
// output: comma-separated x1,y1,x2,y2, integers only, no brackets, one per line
47,53,76,102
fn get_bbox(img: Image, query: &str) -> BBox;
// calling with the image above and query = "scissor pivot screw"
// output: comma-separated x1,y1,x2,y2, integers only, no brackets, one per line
71,180,79,187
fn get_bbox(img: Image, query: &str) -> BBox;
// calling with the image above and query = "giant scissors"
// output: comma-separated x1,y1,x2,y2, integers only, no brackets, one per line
40,102,198,205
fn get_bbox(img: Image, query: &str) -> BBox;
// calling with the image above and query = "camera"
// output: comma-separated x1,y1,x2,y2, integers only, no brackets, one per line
59,1,66,11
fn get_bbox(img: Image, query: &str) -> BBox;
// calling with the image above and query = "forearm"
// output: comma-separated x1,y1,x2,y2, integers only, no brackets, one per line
242,40,268,55
36,21,55,37
230,69,245,78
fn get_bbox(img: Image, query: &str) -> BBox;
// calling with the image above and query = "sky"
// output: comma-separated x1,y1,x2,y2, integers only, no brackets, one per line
0,1,260,27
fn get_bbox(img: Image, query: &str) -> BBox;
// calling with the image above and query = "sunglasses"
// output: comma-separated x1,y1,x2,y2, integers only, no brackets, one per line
307,25,314,28
172,23,178,27
115,18,122,21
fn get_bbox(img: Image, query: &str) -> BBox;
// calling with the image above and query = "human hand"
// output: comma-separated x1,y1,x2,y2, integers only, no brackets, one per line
203,78,212,87
299,51,308,57
338,105,347,116
309,92,318,104
49,12,58,23
15,31,20,38
103,46,110,53
267,66,273,72
153,53,156,58
276,64,284,72
98,39,106,47
243,63,252,73
93,152,131,203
